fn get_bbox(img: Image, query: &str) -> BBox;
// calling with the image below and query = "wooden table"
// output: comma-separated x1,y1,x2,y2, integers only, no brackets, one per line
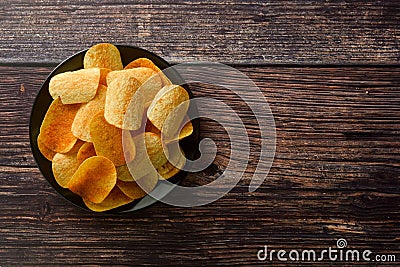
0,1,399,265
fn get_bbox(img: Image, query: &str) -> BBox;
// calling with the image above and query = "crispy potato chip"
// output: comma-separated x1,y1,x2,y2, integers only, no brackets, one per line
157,162,181,179
116,164,148,182
145,120,161,134
76,142,96,165
83,186,132,212
107,68,162,103
179,120,193,140
157,146,186,179
99,68,112,85
71,85,107,142
116,170,158,200
83,43,123,71
144,132,168,169
40,98,80,153
124,58,172,86
116,165,134,182
90,111,135,166
52,140,85,188
37,133,56,161
125,132,167,179
147,118,193,141
147,85,189,131
68,156,117,203
49,68,100,104
106,68,156,86
104,76,143,130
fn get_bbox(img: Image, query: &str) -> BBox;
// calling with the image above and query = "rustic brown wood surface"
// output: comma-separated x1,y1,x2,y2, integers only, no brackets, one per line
0,0,399,65
0,0,399,265
0,66,399,265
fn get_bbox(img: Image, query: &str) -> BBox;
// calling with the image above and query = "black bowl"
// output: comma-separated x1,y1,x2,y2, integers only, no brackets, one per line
29,45,199,213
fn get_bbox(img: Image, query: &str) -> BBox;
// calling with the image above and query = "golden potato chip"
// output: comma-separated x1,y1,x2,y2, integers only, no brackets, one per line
40,98,80,153
90,111,135,166
52,140,85,188
124,58,172,86
107,68,162,103
76,142,96,165
83,186,132,212
71,85,107,142
106,68,156,86
125,132,167,179
124,58,159,71
158,162,181,179
145,120,161,134
147,117,193,141
116,171,158,200
99,68,112,85
144,132,168,169
157,146,186,179
49,68,100,104
147,85,189,131
68,156,117,203
116,165,134,182
116,164,145,182
104,76,143,130
37,133,56,161
179,120,193,140
83,43,123,71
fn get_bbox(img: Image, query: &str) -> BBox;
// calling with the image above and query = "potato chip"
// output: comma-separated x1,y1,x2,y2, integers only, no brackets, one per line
68,156,117,203
147,118,193,141
83,43,123,71
116,171,158,200
52,140,85,188
179,120,193,140
99,68,112,85
126,132,167,179
83,186,132,212
40,98,80,153
116,165,134,182
157,162,182,179
90,111,135,166
157,146,186,179
76,142,96,165
124,57,172,86
147,85,189,131
144,132,168,169
106,68,155,86
116,164,146,182
37,133,56,161
71,85,107,142
49,68,100,104
104,76,143,130
145,120,161,134
107,68,162,103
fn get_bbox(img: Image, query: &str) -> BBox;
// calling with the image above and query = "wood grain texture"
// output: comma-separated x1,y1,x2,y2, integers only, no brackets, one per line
0,0,399,65
0,66,399,265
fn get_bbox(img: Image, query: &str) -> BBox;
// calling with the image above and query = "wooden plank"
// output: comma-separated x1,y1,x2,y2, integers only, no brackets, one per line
0,167,399,265
0,0,399,64
0,66,399,265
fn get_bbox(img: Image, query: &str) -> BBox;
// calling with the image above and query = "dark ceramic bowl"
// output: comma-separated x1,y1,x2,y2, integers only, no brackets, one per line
30,45,199,213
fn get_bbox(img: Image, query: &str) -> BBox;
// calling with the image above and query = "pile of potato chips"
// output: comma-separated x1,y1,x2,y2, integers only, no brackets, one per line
37,43,192,212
